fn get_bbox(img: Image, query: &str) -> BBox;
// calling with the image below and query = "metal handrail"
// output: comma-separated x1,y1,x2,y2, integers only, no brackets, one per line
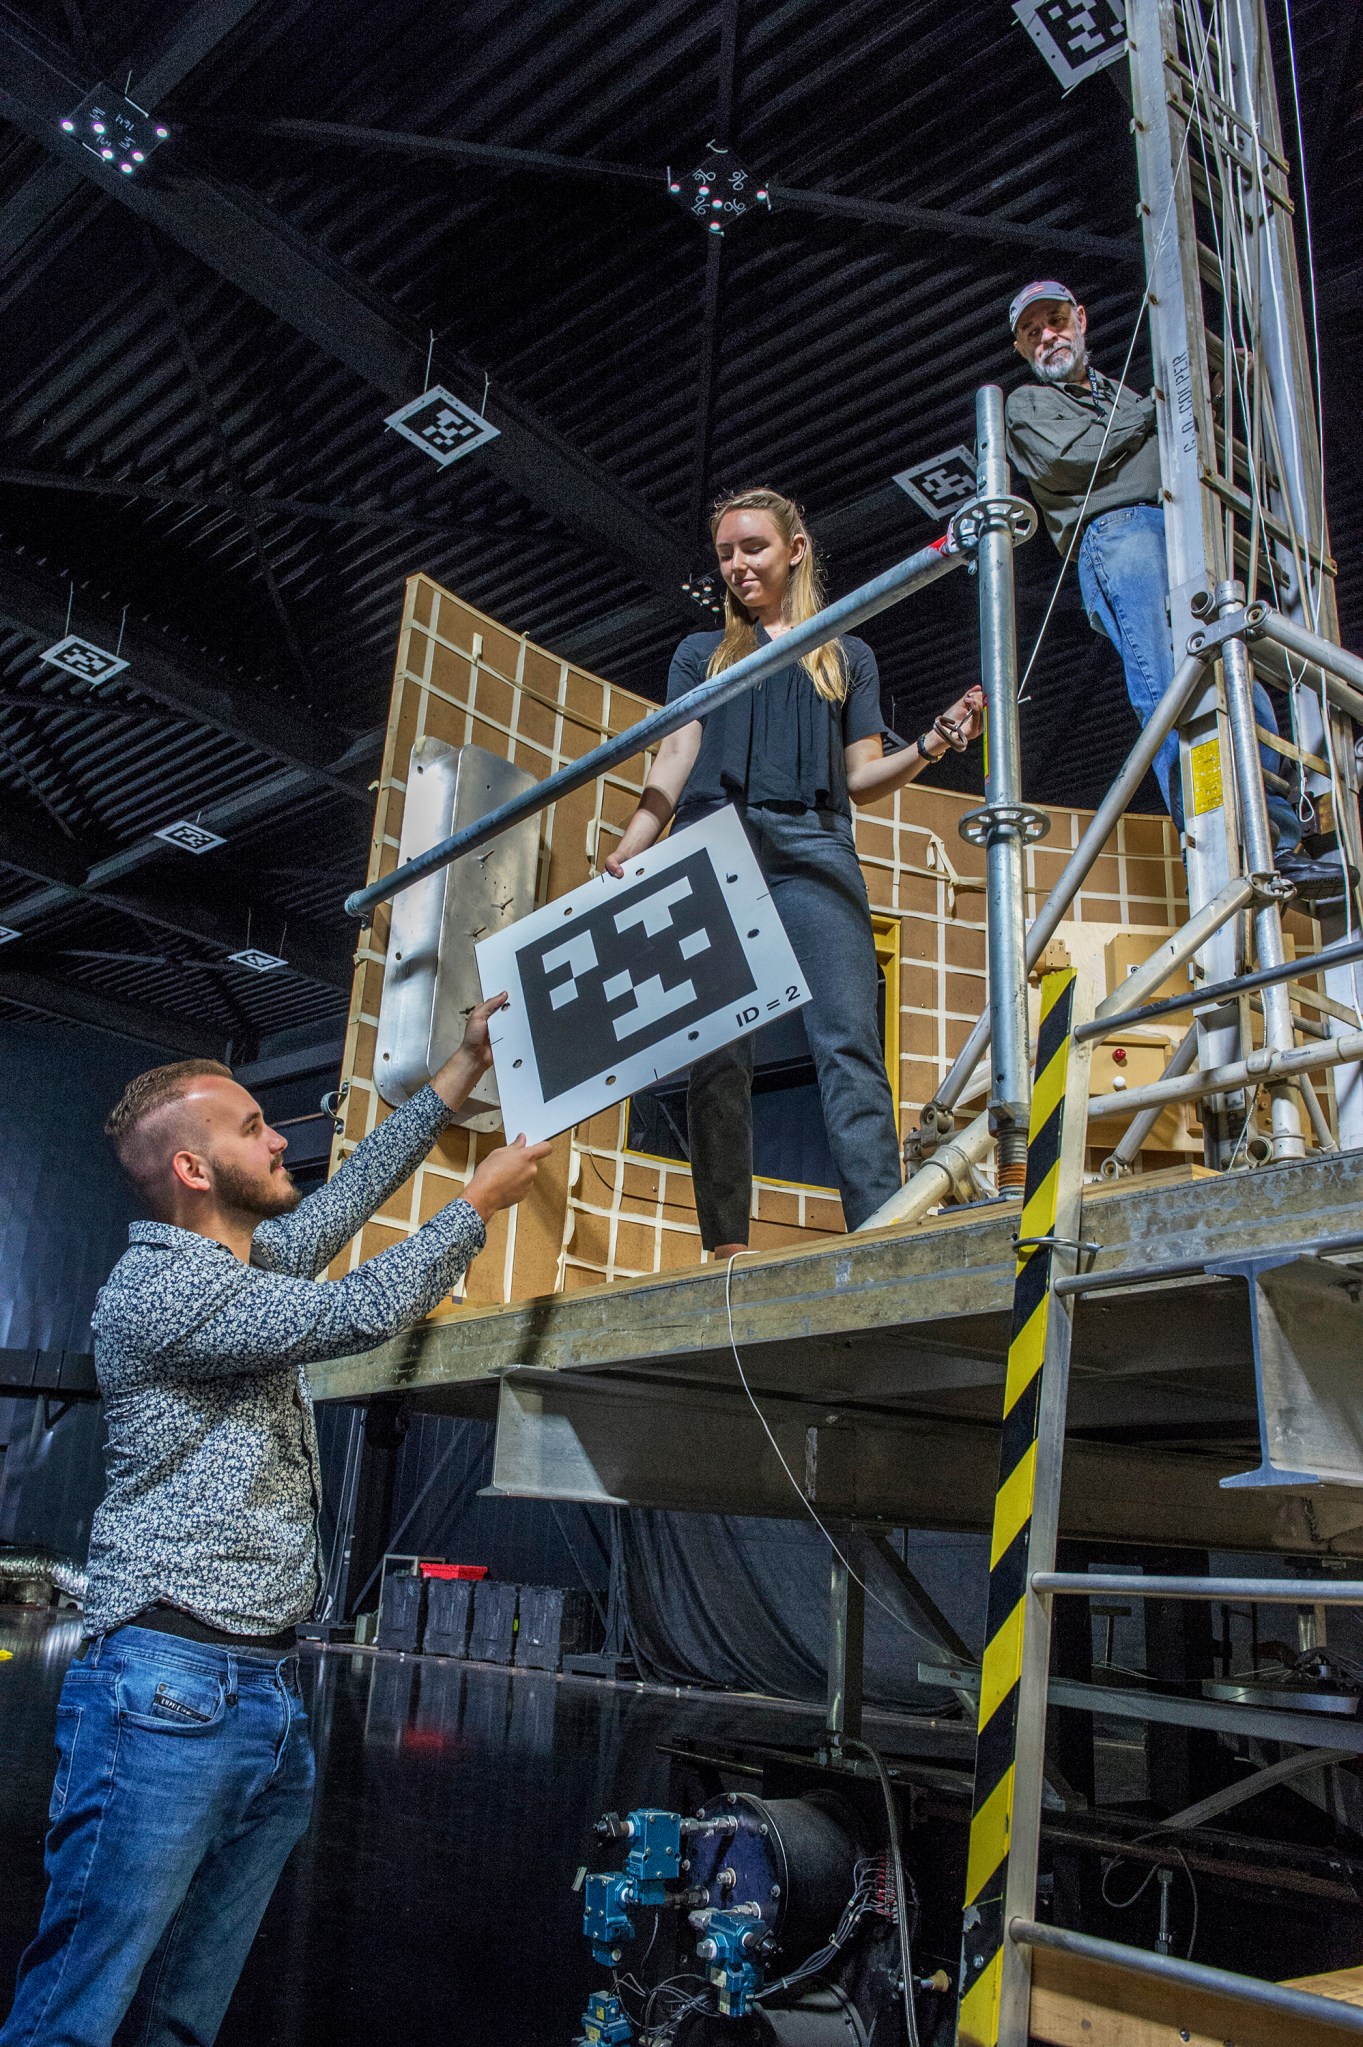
343,534,966,920
1033,1571,1363,1604
1074,930,1363,1042
1011,1919,1363,2035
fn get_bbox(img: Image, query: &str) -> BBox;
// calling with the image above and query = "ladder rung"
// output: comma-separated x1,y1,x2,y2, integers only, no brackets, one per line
1033,1572,1363,1604
1162,53,1293,178
1199,467,1339,575
1012,1920,1363,2037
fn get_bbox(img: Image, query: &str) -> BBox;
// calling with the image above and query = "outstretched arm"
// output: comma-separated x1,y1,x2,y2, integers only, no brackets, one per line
124,1136,552,1387
605,723,704,873
253,994,507,1279
845,688,984,803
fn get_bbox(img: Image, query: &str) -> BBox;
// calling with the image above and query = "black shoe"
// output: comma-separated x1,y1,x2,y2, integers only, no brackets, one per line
1275,849,1358,905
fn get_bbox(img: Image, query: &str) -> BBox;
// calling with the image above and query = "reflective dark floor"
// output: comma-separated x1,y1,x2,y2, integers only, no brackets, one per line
0,1608,919,2047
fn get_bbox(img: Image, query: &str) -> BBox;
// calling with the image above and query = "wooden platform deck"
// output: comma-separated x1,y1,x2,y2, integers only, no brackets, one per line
311,1148,1363,1560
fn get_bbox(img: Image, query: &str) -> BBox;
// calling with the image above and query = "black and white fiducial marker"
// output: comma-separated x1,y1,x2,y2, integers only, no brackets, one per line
475,806,811,1143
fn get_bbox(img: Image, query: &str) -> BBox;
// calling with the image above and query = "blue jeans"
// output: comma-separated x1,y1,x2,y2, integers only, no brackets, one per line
680,804,902,1246
1,1627,315,2047
1077,503,1301,853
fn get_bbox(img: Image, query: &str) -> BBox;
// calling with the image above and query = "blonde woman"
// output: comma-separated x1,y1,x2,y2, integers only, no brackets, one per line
609,488,983,1256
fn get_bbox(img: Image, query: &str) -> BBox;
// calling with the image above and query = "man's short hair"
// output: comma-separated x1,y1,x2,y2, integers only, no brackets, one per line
106,1060,233,1205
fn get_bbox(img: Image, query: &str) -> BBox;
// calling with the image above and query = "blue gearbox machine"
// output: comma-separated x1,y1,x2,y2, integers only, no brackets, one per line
574,1789,938,2046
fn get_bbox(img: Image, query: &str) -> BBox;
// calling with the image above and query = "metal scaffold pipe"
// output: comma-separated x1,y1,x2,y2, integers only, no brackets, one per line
1217,580,1305,1161
930,651,1208,1119
970,385,1036,1193
344,535,967,920
1086,1024,1363,1124
1250,605,1363,724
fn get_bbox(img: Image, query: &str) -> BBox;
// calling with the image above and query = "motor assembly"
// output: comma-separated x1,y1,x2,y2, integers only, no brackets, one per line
574,1790,945,2046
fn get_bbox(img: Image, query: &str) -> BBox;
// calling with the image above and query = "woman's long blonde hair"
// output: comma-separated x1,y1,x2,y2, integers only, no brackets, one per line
704,487,848,705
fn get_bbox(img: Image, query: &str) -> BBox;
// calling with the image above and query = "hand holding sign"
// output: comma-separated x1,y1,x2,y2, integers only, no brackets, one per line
475,807,810,1142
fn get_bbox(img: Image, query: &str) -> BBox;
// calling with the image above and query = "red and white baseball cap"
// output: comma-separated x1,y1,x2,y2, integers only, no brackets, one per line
1008,280,1078,333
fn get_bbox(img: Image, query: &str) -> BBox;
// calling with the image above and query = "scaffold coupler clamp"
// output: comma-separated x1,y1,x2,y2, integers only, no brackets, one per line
908,1098,956,1164
947,494,1037,555
1249,865,1297,904
1185,609,1252,658
958,801,1051,849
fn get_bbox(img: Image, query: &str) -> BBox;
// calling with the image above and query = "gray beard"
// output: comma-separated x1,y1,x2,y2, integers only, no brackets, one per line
1033,341,1087,386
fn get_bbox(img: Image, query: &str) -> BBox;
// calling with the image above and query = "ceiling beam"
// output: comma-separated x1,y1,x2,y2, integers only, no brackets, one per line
0,0,266,277
0,17,697,602
0,791,354,990
0,965,226,1056
762,182,1139,264
0,725,379,935
0,463,494,540
212,116,1142,265
0,555,372,803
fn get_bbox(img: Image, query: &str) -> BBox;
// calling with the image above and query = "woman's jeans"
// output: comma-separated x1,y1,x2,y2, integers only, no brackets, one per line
1077,503,1301,852
683,804,902,1247
1,1626,315,2047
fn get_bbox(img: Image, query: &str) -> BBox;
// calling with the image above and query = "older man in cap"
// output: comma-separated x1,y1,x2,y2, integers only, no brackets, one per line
1005,281,1341,898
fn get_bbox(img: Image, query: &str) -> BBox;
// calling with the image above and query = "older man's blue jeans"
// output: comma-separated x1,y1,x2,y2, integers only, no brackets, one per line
0,1626,315,2047
1077,503,1302,852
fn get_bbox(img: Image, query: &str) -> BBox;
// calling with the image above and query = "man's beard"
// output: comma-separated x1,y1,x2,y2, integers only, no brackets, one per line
1033,338,1087,385
212,1155,302,1221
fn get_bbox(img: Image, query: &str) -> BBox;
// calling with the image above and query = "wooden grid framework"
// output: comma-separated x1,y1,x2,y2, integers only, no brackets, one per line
330,575,1324,1311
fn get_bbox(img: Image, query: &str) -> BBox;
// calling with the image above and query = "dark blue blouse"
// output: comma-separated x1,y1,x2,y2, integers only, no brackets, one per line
665,627,883,820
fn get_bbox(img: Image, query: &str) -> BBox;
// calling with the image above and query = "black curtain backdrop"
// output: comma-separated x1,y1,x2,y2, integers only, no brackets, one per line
616,1508,987,1710
361,1413,989,1706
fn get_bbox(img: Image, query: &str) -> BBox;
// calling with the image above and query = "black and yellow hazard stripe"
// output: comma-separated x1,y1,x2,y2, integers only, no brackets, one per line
956,968,1077,2047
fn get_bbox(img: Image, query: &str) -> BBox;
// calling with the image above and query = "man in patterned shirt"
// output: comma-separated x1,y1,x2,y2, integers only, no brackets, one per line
2,995,548,2047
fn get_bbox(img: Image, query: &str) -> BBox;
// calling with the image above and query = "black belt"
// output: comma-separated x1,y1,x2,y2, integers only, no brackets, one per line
121,1603,298,1652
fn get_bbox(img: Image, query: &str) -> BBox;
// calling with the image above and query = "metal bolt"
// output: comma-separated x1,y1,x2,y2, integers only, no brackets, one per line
770,1883,781,1899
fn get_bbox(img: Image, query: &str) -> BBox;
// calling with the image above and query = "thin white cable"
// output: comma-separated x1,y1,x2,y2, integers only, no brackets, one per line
1180,0,1363,1024
1014,14,1218,704
1278,0,1363,1020
722,1253,946,1656
1279,0,1329,630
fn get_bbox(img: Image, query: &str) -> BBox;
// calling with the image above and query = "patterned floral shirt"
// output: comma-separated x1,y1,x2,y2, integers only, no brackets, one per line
83,1085,484,1637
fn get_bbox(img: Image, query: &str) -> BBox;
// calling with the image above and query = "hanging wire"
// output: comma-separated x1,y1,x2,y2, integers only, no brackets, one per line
1277,0,1363,1024
1198,0,1363,1019
1014,15,1219,703
723,1254,958,1665
1170,0,1363,1051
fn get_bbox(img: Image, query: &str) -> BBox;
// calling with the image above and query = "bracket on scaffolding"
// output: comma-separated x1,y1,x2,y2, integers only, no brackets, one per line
1185,607,1250,657
958,802,1051,849
949,494,1037,551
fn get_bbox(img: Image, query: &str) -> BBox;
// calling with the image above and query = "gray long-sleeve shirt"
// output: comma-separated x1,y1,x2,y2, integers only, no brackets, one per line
1005,368,1162,557
83,1084,484,1637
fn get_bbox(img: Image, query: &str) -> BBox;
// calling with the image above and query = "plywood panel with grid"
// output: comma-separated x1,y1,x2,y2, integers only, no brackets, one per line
330,574,1253,1310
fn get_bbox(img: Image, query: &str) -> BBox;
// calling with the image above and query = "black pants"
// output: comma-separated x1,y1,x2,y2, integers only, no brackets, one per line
685,804,902,1248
